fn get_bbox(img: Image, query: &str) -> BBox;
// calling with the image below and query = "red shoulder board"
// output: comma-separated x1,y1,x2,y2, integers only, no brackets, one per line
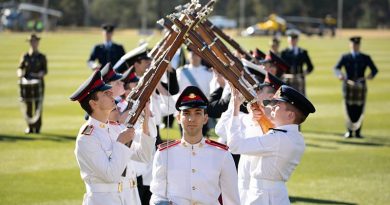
205,139,229,151
108,120,120,125
158,140,181,151
81,125,94,136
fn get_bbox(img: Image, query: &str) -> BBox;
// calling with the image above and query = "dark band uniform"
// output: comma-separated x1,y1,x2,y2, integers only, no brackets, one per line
260,51,290,78
334,36,378,137
18,34,47,134
281,32,314,95
150,86,240,205
88,24,126,72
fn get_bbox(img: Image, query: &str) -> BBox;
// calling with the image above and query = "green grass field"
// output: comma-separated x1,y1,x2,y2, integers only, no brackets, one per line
0,29,389,204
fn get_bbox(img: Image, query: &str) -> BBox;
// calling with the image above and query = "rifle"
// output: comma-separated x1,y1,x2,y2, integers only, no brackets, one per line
120,1,216,178
124,0,216,132
203,19,255,62
169,14,274,133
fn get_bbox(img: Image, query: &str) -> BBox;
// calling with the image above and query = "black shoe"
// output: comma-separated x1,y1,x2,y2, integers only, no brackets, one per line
355,134,364,139
34,129,40,134
344,131,353,138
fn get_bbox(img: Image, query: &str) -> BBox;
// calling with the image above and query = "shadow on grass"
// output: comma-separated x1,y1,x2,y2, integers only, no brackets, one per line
305,143,338,150
304,130,389,147
0,133,76,142
290,196,357,204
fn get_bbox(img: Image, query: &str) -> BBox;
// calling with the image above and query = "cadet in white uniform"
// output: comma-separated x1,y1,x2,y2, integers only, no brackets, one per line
216,72,284,205
227,85,315,205
150,86,240,205
70,70,156,205
176,50,213,97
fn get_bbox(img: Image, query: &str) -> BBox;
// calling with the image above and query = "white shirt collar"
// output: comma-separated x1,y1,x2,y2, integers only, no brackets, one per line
276,124,299,132
181,137,205,147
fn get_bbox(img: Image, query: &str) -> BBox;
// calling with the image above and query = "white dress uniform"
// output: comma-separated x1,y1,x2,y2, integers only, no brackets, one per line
150,138,240,205
227,116,305,205
75,116,157,205
176,64,213,97
215,107,263,205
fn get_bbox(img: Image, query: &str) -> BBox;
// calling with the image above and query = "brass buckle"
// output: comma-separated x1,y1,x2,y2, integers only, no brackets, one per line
118,182,123,192
130,179,137,188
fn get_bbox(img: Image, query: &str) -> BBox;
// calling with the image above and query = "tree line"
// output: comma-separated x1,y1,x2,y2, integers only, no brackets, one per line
2,0,389,28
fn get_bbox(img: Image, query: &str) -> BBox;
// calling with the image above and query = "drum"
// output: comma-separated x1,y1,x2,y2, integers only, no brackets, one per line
18,77,42,102
283,74,306,95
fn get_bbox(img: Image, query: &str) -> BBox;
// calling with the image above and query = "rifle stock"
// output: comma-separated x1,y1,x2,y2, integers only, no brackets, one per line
173,14,274,133
204,19,254,62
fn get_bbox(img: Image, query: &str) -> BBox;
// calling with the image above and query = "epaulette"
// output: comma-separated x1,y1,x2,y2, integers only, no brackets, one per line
81,125,94,136
158,140,181,151
108,120,120,125
205,139,229,151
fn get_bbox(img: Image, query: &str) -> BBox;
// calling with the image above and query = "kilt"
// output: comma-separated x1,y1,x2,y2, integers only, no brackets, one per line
282,74,305,95
342,80,367,106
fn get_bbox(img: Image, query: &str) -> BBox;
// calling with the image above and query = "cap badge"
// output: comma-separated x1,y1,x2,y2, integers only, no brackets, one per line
188,93,196,99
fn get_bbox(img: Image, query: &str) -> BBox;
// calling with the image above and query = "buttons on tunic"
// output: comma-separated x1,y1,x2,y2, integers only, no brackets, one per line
192,186,196,190
192,168,196,173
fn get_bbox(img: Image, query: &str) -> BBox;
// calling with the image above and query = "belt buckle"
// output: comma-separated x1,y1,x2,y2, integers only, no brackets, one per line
118,182,123,192
130,179,137,188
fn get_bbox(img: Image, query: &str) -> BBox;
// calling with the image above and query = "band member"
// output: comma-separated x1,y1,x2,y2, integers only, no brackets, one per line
281,31,314,95
176,49,213,96
269,37,281,56
334,36,378,138
70,70,156,205
150,86,240,205
260,51,289,78
228,85,315,205
17,33,47,134
87,24,126,72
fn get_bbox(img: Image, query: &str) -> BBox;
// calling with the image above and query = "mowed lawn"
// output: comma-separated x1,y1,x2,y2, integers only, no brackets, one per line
0,29,389,205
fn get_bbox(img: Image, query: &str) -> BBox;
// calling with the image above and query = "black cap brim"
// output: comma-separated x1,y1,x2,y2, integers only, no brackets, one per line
263,98,288,106
109,74,123,82
96,84,112,92
178,105,208,110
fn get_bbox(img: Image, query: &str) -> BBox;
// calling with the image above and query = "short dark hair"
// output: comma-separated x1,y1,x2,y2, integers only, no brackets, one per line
80,91,99,115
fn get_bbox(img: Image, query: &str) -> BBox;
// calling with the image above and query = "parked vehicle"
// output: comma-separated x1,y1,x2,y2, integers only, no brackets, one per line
208,15,237,29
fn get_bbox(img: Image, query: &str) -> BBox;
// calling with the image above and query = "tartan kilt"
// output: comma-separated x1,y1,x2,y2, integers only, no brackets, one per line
342,80,367,106
283,74,306,95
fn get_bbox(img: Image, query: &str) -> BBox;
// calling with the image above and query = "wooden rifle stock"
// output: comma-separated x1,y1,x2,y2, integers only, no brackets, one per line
187,14,258,86
121,0,216,177
149,30,171,58
173,17,274,133
125,0,215,128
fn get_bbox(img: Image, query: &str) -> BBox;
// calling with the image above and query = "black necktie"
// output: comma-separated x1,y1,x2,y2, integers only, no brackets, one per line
269,128,287,133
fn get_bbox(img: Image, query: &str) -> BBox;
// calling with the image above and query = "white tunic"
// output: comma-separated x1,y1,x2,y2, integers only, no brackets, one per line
75,117,156,205
215,107,263,205
150,138,240,205
228,116,305,205
176,65,213,97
